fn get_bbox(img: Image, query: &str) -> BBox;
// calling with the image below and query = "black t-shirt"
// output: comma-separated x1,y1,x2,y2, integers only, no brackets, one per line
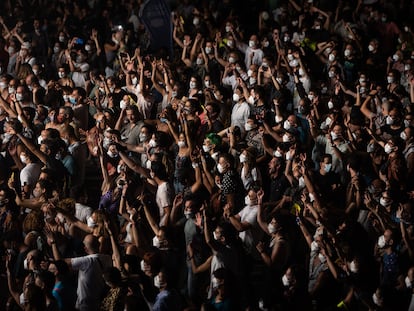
268,174,290,203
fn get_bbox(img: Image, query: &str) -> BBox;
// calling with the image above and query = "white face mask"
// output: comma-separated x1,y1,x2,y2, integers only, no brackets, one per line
405,276,412,288
23,258,29,270
328,70,335,78
239,153,247,163
87,216,96,227
249,77,257,85
282,274,290,287
268,223,277,234
193,17,200,26
20,154,27,164
217,163,225,174
368,44,374,52
324,163,332,173
330,131,339,140
132,77,138,86
385,115,394,125
228,56,236,63
152,236,161,248
392,54,399,62
184,210,193,219
249,40,255,48
400,131,407,140
196,58,203,65
384,143,393,154
377,235,386,248
148,139,157,148
274,150,282,158
107,150,119,158
289,59,299,67
387,76,394,84
16,93,24,101
154,275,162,288
202,144,211,153
349,260,358,273
328,54,335,62
282,133,291,143
120,100,127,110
232,93,240,102
189,81,197,89
213,231,221,241
372,292,382,306
225,25,232,33
58,71,65,79
205,47,212,54
344,49,351,57
298,176,305,189
177,141,186,148
283,120,291,131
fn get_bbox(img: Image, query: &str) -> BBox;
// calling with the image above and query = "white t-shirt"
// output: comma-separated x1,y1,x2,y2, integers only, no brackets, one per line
75,203,93,224
20,162,42,189
231,101,250,132
71,253,112,311
156,181,172,226
237,204,261,254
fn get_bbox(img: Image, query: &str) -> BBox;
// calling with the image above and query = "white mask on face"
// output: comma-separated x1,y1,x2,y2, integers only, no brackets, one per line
20,154,27,164
392,54,399,62
202,144,211,153
8,87,16,94
282,274,290,287
140,260,146,272
328,54,335,62
387,76,394,84
349,260,358,273
289,59,299,67
344,49,351,57
205,47,212,54
324,163,332,173
232,93,240,102
58,71,65,79
152,236,161,248
23,258,29,270
274,150,282,158
249,40,255,48
189,81,197,89
217,163,225,174
405,276,412,288
228,57,236,63
213,231,220,241
239,153,247,163
184,210,193,219
330,131,339,140
385,115,394,125
178,141,186,148
282,133,291,143
377,235,386,248
154,275,162,288
87,216,96,227
372,292,382,306
131,77,138,86
245,195,252,206
225,25,232,33
283,120,291,130
268,223,277,234
328,70,335,78
211,152,219,162
196,58,203,65
384,143,393,154
120,100,127,110
368,44,374,52
400,131,407,140
249,77,257,85
148,139,157,148
298,176,305,189
16,93,24,101
107,150,118,158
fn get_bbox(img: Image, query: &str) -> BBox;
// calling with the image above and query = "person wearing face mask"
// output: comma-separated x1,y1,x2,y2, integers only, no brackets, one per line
238,147,262,190
230,86,250,135
115,105,145,146
152,269,182,311
48,233,112,311
376,137,407,194
234,34,264,69
280,265,312,310
256,202,290,308
312,154,342,205
10,148,42,199
225,188,263,257
17,170,55,207
66,49,90,89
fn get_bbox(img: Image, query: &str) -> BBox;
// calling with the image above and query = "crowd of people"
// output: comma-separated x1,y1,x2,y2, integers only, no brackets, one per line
1,0,414,310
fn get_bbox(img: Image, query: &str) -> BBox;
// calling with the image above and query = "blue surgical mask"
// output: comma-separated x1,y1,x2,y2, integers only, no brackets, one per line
69,97,77,105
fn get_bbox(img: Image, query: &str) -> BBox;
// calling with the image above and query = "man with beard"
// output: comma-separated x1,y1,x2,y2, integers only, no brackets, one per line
265,156,290,206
